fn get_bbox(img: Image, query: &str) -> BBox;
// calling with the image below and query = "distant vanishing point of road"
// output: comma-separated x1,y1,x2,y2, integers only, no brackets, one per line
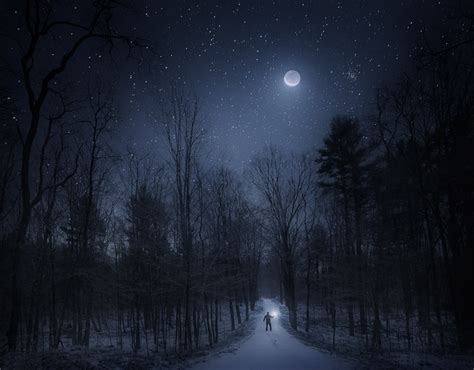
190,298,356,370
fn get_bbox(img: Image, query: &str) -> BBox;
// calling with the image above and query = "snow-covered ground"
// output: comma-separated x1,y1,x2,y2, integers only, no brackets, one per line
190,298,356,370
281,302,474,369
6,299,470,369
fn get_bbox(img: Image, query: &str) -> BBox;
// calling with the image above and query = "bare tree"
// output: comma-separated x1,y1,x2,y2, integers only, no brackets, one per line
159,85,206,350
2,0,147,350
250,147,313,329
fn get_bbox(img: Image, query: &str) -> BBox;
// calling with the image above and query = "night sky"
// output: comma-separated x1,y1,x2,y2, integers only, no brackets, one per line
2,0,461,171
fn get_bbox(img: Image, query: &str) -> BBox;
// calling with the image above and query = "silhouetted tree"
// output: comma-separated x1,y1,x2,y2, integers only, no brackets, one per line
317,116,371,337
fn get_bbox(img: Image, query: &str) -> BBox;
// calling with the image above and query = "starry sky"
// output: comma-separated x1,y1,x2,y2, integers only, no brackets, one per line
2,0,467,172
118,0,459,171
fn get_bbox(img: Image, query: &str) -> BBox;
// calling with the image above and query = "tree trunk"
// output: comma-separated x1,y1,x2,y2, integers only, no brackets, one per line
305,259,311,332
214,299,219,343
229,299,235,331
347,305,355,337
235,298,242,325
204,295,213,347
330,301,336,350
371,283,381,350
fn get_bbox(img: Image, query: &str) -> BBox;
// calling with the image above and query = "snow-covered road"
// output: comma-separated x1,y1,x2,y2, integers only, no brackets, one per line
190,298,356,370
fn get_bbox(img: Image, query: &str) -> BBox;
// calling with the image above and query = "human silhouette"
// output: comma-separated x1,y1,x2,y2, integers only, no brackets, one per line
263,312,274,331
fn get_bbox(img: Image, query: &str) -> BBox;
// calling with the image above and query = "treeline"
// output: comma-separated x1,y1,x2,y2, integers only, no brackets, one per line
257,27,474,354
0,78,263,354
0,0,263,355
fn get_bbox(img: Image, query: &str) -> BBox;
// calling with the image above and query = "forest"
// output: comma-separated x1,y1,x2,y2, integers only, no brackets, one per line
0,0,473,368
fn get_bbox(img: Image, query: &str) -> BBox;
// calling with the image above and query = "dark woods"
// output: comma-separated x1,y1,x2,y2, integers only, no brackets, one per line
303,37,474,352
0,0,473,363
0,0,262,356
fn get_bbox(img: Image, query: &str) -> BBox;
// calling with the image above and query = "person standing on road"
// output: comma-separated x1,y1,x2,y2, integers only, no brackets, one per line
263,312,274,331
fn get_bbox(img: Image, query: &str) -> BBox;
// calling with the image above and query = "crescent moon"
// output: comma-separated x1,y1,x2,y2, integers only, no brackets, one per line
284,70,301,86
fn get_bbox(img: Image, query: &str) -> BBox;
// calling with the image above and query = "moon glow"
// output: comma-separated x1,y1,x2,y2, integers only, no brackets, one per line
284,70,301,86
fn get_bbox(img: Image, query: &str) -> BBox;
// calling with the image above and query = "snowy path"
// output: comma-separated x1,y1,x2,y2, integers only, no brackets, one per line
190,299,356,370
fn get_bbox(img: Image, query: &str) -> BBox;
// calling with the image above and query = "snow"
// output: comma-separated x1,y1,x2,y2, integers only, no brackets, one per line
190,298,356,370
282,303,474,369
